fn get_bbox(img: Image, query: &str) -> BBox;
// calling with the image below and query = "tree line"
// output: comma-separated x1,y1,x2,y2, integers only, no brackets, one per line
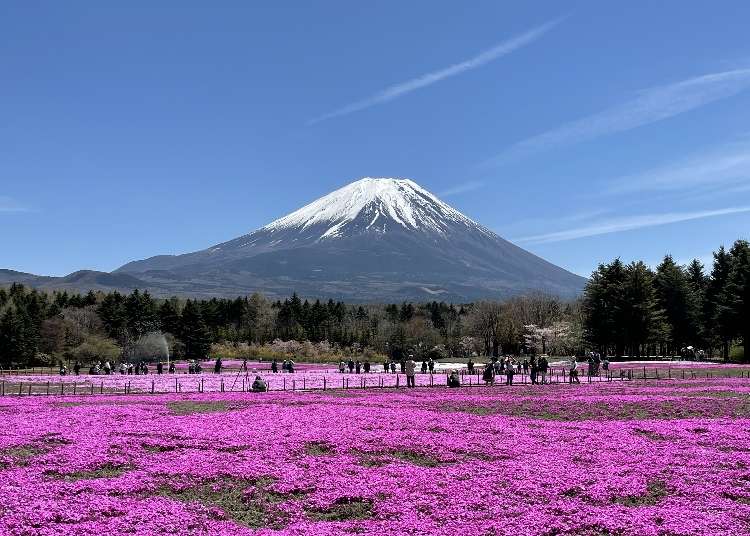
583,240,748,360
0,238,747,366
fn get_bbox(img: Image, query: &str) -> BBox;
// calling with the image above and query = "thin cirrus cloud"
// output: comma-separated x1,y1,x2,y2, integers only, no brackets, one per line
307,17,564,125
0,196,30,213
482,67,750,166
438,180,485,197
606,139,750,195
513,206,750,245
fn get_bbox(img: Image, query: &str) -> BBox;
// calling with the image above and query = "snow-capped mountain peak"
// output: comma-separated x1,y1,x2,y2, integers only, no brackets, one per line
262,177,480,239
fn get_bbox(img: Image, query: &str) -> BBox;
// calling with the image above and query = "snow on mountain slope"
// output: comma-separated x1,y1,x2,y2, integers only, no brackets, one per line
261,177,488,239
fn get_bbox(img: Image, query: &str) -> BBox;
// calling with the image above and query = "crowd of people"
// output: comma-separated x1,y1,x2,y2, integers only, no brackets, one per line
56,353,596,390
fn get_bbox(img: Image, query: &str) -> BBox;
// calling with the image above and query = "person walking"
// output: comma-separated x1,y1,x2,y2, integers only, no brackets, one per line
405,355,416,388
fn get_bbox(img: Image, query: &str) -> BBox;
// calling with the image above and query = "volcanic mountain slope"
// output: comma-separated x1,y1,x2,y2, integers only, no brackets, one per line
109,178,586,300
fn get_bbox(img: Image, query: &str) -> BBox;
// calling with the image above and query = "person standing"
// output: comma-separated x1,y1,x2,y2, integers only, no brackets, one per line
272,359,279,374
157,361,163,375
529,356,538,385
539,356,548,385
348,359,355,374
428,358,435,374
73,361,81,376
363,360,371,373
467,359,475,374
482,363,495,386
405,355,416,388
421,360,428,374
214,357,222,374
569,357,580,384
505,360,514,386
355,360,361,374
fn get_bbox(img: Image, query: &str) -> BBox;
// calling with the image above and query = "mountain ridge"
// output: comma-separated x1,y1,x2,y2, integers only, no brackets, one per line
4,178,587,301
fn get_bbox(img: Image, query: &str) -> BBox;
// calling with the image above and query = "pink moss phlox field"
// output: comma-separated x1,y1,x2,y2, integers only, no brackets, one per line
2,380,750,535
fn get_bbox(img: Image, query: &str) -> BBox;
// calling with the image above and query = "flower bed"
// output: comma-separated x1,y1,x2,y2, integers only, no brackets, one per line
1,380,750,534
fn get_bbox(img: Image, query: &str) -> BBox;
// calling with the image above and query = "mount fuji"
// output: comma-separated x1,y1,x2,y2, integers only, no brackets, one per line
111,178,586,300
3,178,586,300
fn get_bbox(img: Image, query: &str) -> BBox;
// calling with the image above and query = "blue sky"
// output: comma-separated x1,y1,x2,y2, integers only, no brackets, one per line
2,0,749,278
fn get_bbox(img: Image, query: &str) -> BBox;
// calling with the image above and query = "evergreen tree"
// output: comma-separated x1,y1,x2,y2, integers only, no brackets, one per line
180,300,211,359
706,246,733,360
655,255,698,354
0,308,24,366
158,299,181,335
725,240,750,361
622,261,664,357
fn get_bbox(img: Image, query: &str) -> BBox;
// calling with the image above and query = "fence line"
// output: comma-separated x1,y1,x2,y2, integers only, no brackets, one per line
1,366,746,398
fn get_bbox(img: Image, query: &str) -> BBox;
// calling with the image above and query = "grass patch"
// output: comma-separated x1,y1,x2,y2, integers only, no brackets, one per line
307,497,374,522
167,401,230,416
154,476,298,529
0,445,46,468
633,428,670,441
722,492,750,505
353,448,442,468
305,441,335,456
615,480,669,507
46,462,130,481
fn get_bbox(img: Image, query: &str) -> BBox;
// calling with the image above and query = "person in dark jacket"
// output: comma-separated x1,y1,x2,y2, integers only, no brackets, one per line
448,370,461,388
529,357,538,385
482,363,495,385
271,359,278,373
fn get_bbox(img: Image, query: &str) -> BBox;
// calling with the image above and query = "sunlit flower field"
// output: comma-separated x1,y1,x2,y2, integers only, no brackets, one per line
2,379,750,535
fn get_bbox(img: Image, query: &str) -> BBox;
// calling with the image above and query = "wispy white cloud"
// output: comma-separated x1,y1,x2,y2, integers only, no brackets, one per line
514,206,750,244
606,139,750,195
438,180,485,197
308,18,564,125
483,68,750,165
0,196,30,213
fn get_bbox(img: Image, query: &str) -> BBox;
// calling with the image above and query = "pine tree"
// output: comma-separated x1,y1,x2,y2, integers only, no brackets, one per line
725,240,750,361
158,299,181,335
706,246,733,360
180,300,211,359
622,261,664,357
655,255,698,354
